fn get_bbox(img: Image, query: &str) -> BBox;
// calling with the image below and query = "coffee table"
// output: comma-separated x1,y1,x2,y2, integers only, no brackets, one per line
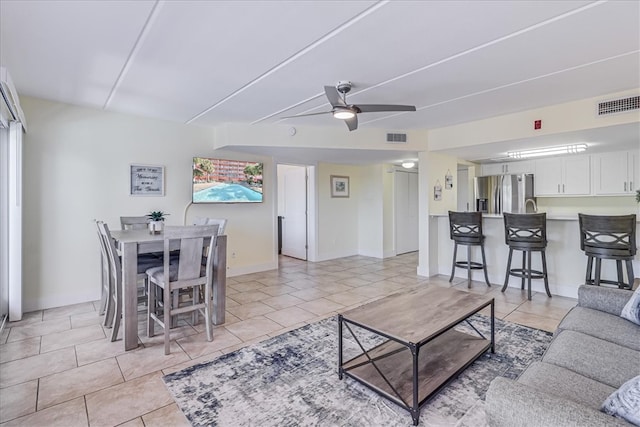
338,286,494,425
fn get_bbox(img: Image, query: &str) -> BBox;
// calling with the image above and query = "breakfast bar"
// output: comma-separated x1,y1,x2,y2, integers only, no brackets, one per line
431,213,640,299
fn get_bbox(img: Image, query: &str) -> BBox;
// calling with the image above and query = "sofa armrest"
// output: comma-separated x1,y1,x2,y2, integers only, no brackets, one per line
577,285,632,316
485,377,631,427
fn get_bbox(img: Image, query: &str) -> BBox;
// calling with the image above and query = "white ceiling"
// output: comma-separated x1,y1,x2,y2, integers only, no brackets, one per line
1,0,639,164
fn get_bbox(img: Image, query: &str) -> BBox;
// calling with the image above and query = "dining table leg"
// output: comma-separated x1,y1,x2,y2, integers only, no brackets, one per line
121,241,139,351
212,235,227,325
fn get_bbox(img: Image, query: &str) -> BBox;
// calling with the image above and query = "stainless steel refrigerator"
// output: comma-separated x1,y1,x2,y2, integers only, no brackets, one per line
474,174,535,214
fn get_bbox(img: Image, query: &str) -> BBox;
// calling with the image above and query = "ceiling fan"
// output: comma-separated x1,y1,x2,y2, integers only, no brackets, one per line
283,81,416,131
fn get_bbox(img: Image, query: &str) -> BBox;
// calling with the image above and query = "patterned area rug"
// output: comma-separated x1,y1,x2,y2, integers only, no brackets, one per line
163,314,552,426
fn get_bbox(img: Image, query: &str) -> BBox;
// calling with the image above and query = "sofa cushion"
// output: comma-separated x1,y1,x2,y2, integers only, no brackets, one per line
557,306,640,351
601,375,640,426
578,285,632,316
518,361,616,409
543,330,640,388
621,288,640,326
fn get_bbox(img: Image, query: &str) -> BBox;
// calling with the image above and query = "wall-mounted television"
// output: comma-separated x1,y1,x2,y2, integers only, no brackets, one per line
192,157,263,203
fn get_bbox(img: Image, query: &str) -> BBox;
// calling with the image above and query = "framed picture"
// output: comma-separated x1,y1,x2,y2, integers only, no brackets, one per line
445,170,453,189
330,175,350,198
434,181,442,201
130,164,164,196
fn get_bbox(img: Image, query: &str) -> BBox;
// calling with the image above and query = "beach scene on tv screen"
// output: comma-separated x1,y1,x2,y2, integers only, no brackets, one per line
193,157,263,203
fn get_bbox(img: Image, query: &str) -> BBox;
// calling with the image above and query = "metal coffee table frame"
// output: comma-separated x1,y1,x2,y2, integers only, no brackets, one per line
338,295,494,426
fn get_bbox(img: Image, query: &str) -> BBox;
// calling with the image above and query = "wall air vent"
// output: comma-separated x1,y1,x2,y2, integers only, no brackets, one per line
386,133,407,143
597,95,639,116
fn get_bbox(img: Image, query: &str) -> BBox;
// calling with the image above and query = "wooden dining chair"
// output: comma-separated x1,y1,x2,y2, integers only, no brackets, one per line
95,220,113,319
146,225,219,354
98,221,163,341
193,217,227,235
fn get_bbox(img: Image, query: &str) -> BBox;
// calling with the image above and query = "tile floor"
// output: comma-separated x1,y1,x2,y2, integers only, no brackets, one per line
0,253,577,426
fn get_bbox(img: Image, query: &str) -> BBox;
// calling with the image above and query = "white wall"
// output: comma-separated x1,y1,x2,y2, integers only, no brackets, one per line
21,97,277,311
358,164,384,258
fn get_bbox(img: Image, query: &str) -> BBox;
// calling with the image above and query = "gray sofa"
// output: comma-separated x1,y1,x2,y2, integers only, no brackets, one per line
485,285,640,427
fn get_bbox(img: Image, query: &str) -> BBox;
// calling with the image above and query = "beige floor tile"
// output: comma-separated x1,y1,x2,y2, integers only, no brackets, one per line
264,306,317,327
85,372,173,427
285,278,318,290
0,347,76,388
219,334,270,354
1,396,87,427
117,418,144,427
288,288,329,301
262,294,306,310
503,311,561,333
0,328,7,345
70,310,105,329
260,284,298,296
228,281,266,292
0,380,37,423
116,341,190,381
313,283,353,294
40,324,105,353
0,336,41,364
138,324,198,347
304,312,339,324
226,301,274,320
176,327,242,359
324,291,372,306
43,302,95,321
227,290,271,305
224,316,282,341
142,403,190,427
297,298,345,316
516,299,575,320
348,285,389,298
4,311,43,329
337,277,374,287
255,276,292,287
38,358,124,410
7,317,71,343
75,336,130,366
225,297,240,307
161,351,223,375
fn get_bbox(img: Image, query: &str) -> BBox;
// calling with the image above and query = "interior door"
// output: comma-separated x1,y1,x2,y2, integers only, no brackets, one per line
395,170,419,254
280,165,307,260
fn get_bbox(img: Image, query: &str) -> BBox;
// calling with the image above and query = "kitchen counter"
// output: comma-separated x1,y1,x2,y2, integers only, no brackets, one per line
429,214,639,298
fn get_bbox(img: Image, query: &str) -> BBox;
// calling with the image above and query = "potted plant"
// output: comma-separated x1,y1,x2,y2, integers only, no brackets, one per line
147,211,168,234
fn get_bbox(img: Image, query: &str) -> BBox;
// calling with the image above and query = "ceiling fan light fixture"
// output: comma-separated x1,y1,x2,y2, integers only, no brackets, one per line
401,161,415,169
333,109,355,120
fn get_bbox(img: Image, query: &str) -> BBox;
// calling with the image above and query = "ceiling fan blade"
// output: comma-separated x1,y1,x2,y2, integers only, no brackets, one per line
324,86,346,107
345,115,358,131
356,104,416,113
281,111,331,119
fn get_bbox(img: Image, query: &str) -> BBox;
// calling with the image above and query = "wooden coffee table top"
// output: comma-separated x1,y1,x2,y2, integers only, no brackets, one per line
340,286,493,344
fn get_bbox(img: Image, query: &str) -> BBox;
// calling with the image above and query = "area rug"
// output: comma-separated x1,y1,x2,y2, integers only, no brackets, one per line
163,314,552,426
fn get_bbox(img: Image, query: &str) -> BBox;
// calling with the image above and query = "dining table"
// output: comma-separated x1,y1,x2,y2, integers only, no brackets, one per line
110,228,227,351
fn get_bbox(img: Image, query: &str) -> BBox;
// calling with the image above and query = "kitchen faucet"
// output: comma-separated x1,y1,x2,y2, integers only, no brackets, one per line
525,198,538,213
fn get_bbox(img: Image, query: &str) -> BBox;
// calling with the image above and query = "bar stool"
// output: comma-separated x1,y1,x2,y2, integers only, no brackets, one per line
448,211,491,288
502,213,551,300
578,214,636,290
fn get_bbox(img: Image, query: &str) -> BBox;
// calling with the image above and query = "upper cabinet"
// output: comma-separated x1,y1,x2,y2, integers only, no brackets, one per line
592,151,639,195
480,160,532,176
534,155,591,196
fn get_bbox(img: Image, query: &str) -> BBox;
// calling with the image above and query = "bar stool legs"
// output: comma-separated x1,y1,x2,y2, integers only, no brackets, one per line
449,241,491,288
501,248,551,300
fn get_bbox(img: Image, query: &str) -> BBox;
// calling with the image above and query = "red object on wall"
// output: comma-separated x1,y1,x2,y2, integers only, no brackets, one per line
534,120,542,130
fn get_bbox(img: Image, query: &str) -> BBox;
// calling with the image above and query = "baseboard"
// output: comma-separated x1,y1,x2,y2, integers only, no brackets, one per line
314,250,359,263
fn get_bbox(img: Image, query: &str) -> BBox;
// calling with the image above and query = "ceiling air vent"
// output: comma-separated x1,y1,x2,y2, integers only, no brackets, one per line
597,95,639,116
386,132,407,143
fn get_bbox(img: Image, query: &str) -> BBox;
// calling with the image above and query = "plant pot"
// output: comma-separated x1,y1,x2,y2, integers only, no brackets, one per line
149,220,163,234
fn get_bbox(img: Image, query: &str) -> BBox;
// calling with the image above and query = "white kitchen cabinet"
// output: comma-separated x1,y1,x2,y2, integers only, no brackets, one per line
592,150,639,195
534,155,591,196
480,160,532,176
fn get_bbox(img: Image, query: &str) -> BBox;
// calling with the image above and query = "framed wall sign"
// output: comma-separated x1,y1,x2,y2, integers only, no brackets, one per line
330,175,350,198
130,164,164,196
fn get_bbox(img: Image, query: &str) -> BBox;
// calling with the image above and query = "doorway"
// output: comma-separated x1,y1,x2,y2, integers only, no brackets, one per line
277,164,308,261
395,169,419,255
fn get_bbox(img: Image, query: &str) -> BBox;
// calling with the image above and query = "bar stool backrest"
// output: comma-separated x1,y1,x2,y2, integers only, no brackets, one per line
578,214,636,258
448,211,484,245
503,213,547,250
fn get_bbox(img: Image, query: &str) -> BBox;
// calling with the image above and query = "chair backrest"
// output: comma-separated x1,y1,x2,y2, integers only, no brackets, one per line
120,216,148,230
578,214,637,258
163,225,219,282
97,221,122,287
193,217,227,235
448,211,483,244
503,213,547,250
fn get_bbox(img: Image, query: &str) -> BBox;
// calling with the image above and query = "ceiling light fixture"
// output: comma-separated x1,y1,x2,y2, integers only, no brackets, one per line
507,143,587,159
333,109,355,120
401,161,415,169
